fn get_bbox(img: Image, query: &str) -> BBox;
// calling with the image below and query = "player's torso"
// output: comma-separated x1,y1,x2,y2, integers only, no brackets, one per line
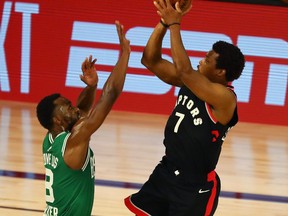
164,85,237,177
42,132,95,216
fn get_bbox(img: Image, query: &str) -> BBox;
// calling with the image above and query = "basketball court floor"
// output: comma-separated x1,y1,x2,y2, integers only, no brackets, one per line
0,100,287,215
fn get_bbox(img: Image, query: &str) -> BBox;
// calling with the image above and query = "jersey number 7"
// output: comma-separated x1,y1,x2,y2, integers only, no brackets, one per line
174,112,185,133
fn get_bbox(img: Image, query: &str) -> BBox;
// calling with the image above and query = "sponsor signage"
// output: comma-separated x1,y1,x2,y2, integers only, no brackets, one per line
0,0,287,125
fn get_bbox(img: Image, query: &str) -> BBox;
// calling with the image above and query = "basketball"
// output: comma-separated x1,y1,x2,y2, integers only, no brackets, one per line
156,0,192,12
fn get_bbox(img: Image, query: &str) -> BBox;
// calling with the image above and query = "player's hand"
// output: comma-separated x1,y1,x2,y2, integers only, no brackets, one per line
175,1,192,15
115,20,131,54
80,55,98,87
154,0,192,25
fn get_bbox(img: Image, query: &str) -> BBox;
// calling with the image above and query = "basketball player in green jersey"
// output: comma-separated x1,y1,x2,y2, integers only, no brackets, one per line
36,20,130,216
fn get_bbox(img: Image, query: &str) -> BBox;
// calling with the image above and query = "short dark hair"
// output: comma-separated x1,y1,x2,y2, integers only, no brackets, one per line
213,41,245,82
36,93,61,130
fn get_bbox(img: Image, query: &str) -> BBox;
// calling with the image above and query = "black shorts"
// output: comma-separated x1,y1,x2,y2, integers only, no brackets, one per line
124,162,221,216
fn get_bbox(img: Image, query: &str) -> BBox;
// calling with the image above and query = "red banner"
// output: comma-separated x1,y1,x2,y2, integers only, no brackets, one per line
0,0,287,125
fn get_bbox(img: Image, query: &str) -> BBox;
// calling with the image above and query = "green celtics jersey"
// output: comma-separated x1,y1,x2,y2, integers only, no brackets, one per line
42,132,95,216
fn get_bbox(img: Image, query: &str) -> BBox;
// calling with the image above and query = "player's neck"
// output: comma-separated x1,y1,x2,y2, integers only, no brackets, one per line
49,126,66,139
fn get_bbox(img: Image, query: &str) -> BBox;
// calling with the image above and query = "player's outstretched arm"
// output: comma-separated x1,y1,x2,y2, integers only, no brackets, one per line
158,0,236,125
64,21,131,170
84,21,130,134
141,4,183,87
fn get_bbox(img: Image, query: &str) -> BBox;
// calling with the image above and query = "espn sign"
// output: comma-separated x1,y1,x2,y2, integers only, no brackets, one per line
66,22,288,106
0,0,287,125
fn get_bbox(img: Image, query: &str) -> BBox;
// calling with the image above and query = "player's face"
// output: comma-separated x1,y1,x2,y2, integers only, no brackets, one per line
53,97,80,131
198,50,220,81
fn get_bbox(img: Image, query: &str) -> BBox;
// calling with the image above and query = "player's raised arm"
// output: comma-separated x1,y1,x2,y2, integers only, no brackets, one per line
141,8,183,86
64,21,131,169
156,0,244,125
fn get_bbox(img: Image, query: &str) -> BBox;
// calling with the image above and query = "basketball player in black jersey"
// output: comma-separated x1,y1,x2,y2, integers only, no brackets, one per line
124,1,245,215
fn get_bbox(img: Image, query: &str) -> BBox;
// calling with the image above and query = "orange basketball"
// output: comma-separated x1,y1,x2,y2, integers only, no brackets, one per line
156,0,192,12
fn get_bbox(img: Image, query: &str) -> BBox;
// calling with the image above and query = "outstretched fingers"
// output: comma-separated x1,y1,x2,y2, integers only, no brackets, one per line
115,20,131,53
164,0,172,8
82,55,97,73
115,20,123,39
154,0,192,23
176,2,192,15
80,55,98,86
89,55,97,69
81,57,89,72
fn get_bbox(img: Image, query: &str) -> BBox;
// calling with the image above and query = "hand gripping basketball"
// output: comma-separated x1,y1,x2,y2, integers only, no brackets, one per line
155,0,192,13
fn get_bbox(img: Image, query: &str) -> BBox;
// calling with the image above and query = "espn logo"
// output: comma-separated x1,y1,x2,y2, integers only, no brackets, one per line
66,22,288,106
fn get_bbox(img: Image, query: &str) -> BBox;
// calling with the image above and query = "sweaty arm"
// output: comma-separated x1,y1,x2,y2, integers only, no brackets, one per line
169,25,236,125
76,56,98,114
64,21,131,169
76,85,96,114
155,0,235,124
141,22,183,87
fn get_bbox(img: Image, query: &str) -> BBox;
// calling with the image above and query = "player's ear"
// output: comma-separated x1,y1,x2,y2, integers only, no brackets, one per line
52,116,61,126
217,69,226,77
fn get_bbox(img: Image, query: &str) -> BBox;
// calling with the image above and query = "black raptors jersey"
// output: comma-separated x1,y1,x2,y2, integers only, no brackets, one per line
163,85,238,183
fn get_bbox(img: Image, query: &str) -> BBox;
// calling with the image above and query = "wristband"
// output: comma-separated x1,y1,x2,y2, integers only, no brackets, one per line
168,22,181,27
160,19,169,28
160,20,181,28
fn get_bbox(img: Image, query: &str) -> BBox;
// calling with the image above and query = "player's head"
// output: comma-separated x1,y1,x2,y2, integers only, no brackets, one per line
36,93,61,130
212,41,245,82
37,93,81,132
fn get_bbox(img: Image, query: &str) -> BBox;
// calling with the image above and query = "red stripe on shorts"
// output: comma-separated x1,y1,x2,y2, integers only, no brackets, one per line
124,195,151,216
205,170,217,216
